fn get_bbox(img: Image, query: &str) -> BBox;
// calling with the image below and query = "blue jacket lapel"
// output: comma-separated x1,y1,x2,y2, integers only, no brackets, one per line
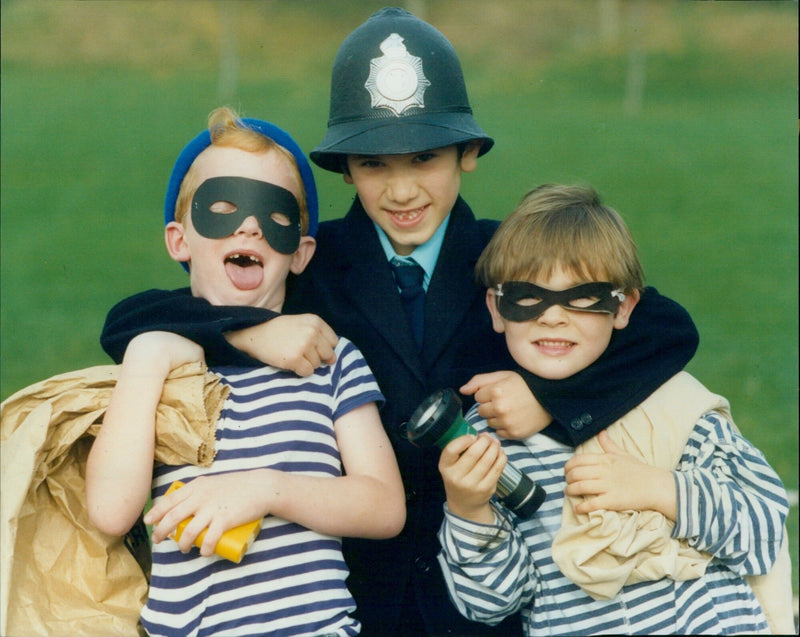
337,203,425,383
422,198,488,370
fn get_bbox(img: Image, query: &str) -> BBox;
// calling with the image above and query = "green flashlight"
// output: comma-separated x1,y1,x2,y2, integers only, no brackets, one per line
405,388,545,518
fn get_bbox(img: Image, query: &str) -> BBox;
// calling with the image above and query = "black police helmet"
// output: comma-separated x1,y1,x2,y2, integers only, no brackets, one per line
311,7,494,173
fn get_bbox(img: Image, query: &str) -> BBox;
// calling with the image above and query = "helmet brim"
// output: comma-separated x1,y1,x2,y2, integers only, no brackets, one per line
310,112,494,173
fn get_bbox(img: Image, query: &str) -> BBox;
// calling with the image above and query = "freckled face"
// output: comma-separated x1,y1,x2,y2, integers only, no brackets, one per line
167,146,311,310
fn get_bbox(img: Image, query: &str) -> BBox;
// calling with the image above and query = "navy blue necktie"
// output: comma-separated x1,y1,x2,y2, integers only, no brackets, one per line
391,259,425,349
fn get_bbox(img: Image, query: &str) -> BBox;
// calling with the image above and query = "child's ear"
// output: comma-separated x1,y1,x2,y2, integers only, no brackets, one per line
165,221,191,264
342,158,354,184
613,288,641,330
485,288,506,334
459,141,482,173
289,236,316,275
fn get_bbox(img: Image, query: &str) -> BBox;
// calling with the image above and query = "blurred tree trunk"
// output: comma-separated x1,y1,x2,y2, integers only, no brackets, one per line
218,2,239,104
598,0,647,115
598,0,621,44
623,0,647,116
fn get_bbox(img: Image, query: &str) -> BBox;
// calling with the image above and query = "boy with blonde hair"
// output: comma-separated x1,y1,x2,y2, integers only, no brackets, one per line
87,107,405,636
437,184,788,635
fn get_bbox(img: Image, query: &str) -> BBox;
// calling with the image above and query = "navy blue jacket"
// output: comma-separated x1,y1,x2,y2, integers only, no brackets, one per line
101,196,698,637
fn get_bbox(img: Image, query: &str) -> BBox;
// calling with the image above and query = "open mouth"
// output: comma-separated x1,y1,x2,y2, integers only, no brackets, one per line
224,252,264,290
225,253,263,268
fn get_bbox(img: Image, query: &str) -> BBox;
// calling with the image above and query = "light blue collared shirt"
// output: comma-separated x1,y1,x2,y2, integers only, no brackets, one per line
374,214,451,292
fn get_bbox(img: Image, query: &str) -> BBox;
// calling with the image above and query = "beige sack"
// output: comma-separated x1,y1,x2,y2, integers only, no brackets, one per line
1,362,228,637
551,372,793,634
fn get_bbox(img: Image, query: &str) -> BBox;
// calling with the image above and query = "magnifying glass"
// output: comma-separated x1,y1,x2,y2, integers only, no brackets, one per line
405,388,545,518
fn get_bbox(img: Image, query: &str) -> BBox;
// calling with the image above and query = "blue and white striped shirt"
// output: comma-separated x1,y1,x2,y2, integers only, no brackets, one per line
141,338,383,637
438,407,788,636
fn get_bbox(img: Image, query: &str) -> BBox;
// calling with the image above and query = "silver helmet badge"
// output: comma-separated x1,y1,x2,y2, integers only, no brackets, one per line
365,33,431,116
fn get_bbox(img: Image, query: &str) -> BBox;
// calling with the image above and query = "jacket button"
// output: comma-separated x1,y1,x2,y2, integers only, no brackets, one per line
414,557,430,573
397,422,410,441
406,489,417,503
571,413,592,429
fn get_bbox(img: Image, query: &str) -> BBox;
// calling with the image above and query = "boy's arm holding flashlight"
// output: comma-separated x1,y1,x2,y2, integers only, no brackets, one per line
438,433,508,525
437,432,537,623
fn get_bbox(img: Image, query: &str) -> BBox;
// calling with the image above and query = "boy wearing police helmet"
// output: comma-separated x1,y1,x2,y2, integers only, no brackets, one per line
99,8,699,637
296,11,696,634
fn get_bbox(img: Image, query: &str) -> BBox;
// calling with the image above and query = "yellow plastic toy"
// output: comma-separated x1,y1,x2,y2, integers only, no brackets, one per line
165,480,263,563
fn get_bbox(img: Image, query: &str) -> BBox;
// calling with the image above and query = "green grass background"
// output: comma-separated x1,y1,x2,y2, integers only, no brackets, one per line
2,0,797,598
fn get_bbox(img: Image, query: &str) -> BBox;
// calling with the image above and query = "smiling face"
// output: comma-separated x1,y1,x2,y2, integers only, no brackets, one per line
344,143,480,256
487,266,639,380
165,145,315,310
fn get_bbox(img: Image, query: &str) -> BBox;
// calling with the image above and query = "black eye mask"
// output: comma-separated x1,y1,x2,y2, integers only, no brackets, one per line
495,281,626,322
191,176,301,254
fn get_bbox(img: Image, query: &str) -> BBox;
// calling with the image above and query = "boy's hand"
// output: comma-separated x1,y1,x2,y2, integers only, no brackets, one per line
225,314,338,376
461,371,552,439
144,471,272,557
564,430,677,520
438,433,505,524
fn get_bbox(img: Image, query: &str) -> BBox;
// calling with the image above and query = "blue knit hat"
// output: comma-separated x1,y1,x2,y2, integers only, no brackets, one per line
164,117,319,241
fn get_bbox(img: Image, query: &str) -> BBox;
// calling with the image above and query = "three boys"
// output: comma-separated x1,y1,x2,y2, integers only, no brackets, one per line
98,8,701,636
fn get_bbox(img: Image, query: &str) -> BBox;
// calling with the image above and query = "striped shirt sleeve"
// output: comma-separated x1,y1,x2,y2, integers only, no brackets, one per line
329,338,384,420
672,411,788,576
437,503,534,624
